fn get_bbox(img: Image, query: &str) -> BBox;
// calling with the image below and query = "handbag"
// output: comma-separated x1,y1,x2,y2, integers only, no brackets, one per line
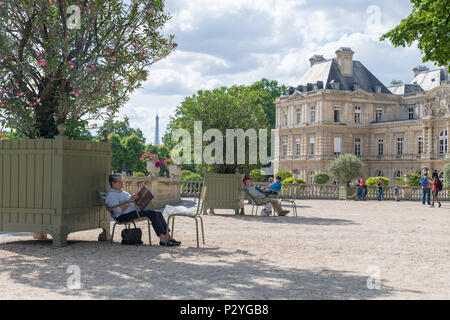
121,228,143,245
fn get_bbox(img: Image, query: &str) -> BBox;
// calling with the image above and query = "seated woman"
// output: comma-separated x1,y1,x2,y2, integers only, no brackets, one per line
243,176,289,216
256,176,282,195
105,173,181,246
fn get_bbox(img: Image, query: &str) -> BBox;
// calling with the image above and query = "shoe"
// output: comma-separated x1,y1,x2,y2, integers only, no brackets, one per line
169,239,181,246
160,240,178,246
278,210,289,216
439,203,441,208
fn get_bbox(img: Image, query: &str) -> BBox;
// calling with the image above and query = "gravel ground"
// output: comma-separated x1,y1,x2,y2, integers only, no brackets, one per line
0,199,449,300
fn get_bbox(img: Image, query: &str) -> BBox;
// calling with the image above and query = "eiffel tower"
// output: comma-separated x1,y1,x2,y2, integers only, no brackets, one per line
154,114,160,146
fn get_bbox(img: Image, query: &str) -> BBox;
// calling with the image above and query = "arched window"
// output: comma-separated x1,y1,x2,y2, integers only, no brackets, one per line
376,170,384,177
439,172,445,182
355,138,361,156
439,130,448,154
394,171,403,180
310,171,315,184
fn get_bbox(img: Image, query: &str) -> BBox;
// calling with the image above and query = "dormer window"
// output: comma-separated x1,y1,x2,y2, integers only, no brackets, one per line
375,86,382,93
353,84,360,90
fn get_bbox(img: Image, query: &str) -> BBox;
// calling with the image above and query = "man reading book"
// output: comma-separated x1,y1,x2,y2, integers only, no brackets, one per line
105,173,180,246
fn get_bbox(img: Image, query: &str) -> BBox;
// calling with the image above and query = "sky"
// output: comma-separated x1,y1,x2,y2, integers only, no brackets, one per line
102,0,437,144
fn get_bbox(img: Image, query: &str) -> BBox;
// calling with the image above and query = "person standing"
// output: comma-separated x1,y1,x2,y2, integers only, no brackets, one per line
377,178,384,201
431,171,442,208
360,177,367,200
420,172,432,206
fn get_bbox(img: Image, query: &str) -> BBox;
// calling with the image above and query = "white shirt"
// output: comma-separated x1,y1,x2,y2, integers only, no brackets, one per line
105,189,138,218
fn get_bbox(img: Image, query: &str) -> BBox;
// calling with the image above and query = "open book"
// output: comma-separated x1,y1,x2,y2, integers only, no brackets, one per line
134,187,154,211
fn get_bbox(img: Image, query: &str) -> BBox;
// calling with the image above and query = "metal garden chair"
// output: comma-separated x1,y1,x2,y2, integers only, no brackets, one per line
165,186,207,248
98,192,152,245
277,185,298,217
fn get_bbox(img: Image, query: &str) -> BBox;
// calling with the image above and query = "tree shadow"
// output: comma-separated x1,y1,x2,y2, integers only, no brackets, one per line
0,239,407,299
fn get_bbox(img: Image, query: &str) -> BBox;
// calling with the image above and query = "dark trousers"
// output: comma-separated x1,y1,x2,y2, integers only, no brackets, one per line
422,188,431,205
117,210,168,237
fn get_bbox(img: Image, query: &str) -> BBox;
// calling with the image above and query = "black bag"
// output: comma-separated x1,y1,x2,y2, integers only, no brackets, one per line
121,228,143,245
436,179,443,191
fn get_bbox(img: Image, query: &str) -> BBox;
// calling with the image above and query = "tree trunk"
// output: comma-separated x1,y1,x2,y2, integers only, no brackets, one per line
34,99,57,138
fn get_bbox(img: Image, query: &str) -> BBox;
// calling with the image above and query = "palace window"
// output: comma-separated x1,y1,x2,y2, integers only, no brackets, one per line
283,111,288,126
397,137,403,156
439,130,448,154
310,106,316,123
378,138,384,156
310,171,315,184
394,171,403,180
376,170,384,177
334,105,341,123
418,136,424,154
375,108,383,122
282,140,287,156
310,137,315,155
334,137,341,155
296,139,301,156
408,107,414,120
354,138,361,156
355,106,361,124
296,108,301,125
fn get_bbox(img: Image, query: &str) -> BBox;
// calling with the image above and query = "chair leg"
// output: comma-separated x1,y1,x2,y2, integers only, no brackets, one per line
195,217,200,248
111,223,117,244
165,216,171,245
171,216,175,237
132,221,136,228
199,216,205,245
147,220,152,246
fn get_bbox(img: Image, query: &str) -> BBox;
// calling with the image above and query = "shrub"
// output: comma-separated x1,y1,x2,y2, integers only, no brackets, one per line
250,169,265,182
366,177,390,187
394,177,406,186
296,178,306,184
283,177,295,184
184,173,203,181
444,163,450,188
181,170,194,179
407,173,422,187
328,154,363,186
313,172,330,184
133,172,146,177
275,170,293,181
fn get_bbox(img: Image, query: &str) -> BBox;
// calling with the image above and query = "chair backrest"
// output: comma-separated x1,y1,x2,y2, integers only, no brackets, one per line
98,191,118,221
195,186,207,216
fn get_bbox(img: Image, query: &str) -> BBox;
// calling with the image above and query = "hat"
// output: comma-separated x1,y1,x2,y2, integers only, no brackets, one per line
243,176,252,183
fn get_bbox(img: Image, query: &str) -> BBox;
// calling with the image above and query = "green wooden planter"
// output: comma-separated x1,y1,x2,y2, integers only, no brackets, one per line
339,186,355,200
203,173,244,215
0,134,111,247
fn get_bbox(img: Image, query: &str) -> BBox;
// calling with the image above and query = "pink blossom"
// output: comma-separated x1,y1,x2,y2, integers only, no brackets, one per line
139,50,147,56
0,2,3,6
109,56,116,62
38,59,46,66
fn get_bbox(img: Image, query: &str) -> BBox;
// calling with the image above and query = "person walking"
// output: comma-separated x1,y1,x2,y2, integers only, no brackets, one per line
431,171,442,208
377,178,384,201
420,172,432,206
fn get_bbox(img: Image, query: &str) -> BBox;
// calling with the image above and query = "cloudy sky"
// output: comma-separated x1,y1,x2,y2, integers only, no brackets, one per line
108,0,436,144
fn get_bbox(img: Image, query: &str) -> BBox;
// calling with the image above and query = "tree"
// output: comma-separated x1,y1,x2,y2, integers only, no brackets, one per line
275,170,293,181
328,154,363,186
122,134,145,173
380,0,450,71
249,169,265,182
110,132,127,172
0,0,176,138
444,163,450,188
97,116,145,143
165,86,269,174
313,172,331,185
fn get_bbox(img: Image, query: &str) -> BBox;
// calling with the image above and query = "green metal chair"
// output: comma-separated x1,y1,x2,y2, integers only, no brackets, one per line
98,192,152,245
278,186,298,217
165,186,207,248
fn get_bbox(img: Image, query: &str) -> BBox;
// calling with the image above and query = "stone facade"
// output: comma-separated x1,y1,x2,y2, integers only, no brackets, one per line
274,48,450,183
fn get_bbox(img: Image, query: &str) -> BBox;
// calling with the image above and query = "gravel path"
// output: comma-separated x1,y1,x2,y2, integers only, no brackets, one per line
0,199,449,299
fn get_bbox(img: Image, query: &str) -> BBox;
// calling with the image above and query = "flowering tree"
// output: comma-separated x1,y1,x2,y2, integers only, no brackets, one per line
0,0,176,138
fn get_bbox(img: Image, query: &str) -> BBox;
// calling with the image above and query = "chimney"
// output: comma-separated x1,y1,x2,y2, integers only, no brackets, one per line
309,55,326,67
413,65,429,77
335,47,354,76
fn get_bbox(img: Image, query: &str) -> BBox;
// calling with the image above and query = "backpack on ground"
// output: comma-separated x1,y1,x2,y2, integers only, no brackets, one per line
121,228,143,245
420,177,428,187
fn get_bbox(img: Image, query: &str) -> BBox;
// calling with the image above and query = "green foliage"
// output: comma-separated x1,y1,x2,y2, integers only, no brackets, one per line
394,177,406,186
296,178,306,184
366,177,390,187
110,133,127,172
0,0,175,138
184,173,203,181
133,172,146,177
283,177,295,184
313,172,331,185
275,170,293,181
97,117,145,143
181,170,194,179
380,0,450,71
165,85,269,173
250,169,265,182
0,129,26,139
122,135,146,173
65,119,93,140
443,163,450,188
328,154,363,186
407,173,422,187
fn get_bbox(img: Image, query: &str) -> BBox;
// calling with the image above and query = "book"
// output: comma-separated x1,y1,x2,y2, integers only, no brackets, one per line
134,186,154,211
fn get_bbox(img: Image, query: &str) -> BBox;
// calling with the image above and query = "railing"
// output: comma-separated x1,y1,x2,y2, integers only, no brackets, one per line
180,180,450,201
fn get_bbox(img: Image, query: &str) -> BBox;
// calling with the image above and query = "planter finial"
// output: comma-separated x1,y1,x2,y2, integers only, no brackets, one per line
102,130,110,142
57,123,66,136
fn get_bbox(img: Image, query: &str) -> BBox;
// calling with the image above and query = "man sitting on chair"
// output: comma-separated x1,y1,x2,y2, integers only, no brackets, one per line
243,176,289,216
256,176,282,195
105,173,180,246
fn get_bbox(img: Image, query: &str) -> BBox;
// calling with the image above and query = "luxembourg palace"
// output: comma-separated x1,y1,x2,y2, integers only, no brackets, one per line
273,47,450,183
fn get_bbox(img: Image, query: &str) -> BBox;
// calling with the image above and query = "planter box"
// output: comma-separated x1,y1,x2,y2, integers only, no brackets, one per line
203,173,244,215
146,159,159,176
0,136,111,246
339,186,355,200
168,165,181,177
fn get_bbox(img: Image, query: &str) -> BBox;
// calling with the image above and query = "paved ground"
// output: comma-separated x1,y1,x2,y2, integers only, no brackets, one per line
0,199,449,300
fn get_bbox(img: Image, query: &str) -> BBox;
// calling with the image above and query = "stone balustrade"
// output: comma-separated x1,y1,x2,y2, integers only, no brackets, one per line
122,177,182,209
